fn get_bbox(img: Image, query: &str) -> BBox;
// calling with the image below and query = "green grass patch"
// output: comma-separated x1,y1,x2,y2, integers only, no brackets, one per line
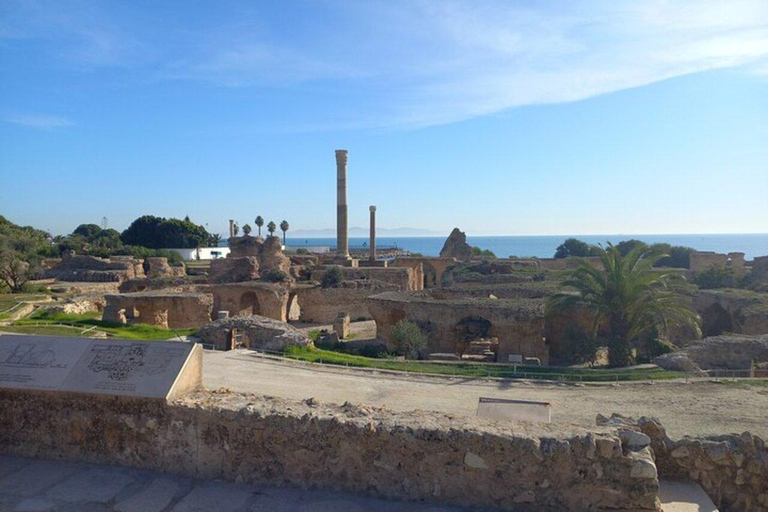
14,310,197,341
307,329,321,342
0,293,48,312
283,347,684,382
0,325,100,337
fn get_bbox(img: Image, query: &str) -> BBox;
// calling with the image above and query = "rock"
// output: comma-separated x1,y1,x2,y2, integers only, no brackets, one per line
619,430,651,451
146,257,186,278
209,257,260,284
463,451,489,469
654,334,768,371
439,228,474,261
197,316,312,351
209,236,293,284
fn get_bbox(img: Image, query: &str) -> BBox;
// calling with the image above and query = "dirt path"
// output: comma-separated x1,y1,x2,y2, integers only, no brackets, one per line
204,350,768,439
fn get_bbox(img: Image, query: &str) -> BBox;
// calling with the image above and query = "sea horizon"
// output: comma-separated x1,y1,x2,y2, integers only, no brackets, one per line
277,233,768,260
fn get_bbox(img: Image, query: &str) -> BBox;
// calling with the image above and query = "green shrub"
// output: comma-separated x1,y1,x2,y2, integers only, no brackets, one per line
390,320,427,359
693,265,743,289
554,238,598,258
321,266,343,288
471,246,496,258
261,269,289,283
295,248,309,255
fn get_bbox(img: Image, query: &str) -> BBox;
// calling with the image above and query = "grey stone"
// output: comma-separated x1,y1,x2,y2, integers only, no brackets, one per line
0,456,29,480
0,460,81,498
13,498,56,512
619,430,651,450
47,468,134,503
170,483,252,512
115,477,180,512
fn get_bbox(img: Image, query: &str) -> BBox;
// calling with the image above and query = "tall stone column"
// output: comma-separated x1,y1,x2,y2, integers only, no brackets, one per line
228,219,235,238
369,206,377,261
335,149,350,258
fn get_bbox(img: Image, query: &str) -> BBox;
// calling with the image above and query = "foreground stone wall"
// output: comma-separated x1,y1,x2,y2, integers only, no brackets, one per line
609,414,768,512
0,390,660,511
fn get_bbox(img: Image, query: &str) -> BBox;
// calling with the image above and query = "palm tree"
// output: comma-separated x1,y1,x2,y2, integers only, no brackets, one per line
547,243,701,367
267,221,276,238
280,220,289,245
255,216,264,237
209,233,222,247
242,224,252,236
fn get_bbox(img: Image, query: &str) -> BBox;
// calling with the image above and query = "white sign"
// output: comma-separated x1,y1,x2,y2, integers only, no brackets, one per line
0,334,200,400
477,397,552,423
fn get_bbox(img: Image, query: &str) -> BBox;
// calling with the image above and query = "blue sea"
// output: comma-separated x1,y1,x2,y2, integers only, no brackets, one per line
285,234,768,260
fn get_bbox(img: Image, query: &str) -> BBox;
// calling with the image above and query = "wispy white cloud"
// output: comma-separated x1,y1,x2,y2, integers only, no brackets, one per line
2,0,767,127
4,115,73,129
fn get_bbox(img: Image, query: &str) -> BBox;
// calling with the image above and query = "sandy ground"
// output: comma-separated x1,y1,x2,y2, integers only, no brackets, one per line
204,350,768,439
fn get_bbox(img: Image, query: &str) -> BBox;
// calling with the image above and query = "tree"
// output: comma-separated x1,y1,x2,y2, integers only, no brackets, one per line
209,233,222,247
547,243,701,367
242,224,252,236
391,320,428,359
121,215,210,249
255,216,264,237
554,238,597,258
280,220,289,245
615,239,648,256
73,223,103,240
267,221,277,238
0,234,43,293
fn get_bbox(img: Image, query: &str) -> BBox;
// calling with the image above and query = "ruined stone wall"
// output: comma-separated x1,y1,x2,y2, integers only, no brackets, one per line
310,267,417,291
102,292,213,329
298,281,398,323
689,251,747,272
203,283,289,322
44,255,145,282
0,390,660,511
693,290,768,337
367,291,549,363
146,257,186,278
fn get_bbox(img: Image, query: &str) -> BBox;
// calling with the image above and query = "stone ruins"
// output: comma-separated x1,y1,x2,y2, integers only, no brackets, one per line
4,148,768,510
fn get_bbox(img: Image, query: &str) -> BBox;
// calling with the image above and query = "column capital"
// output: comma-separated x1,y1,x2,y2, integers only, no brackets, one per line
369,205,376,213
335,149,348,165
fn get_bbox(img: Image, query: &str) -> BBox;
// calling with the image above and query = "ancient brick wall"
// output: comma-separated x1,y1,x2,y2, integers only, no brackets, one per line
0,390,660,511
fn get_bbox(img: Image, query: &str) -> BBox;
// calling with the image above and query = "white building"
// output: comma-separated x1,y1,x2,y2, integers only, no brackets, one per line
169,247,230,261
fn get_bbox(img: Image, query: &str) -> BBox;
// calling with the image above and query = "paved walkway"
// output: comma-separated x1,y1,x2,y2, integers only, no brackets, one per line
0,456,469,512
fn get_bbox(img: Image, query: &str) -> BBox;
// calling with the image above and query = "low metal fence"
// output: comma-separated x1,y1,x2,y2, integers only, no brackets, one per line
231,348,766,384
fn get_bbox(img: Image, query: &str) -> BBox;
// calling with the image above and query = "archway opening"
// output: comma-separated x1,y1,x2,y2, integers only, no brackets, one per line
701,303,734,337
423,263,437,288
454,316,497,360
239,291,261,316
287,292,301,322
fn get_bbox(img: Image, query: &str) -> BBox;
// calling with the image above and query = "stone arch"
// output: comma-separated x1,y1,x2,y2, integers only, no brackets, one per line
423,262,438,288
287,292,301,322
454,316,495,358
239,291,261,316
701,303,734,337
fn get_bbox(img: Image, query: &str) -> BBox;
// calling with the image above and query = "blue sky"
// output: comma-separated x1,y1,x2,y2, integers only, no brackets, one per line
1,0,767,237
